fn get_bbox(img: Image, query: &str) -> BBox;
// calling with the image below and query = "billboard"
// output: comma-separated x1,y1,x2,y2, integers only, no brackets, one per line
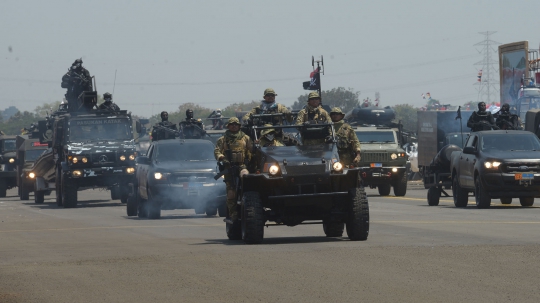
499,41,529,105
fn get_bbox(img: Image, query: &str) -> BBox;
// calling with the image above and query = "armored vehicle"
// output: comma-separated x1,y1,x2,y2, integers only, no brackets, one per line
15,136,49,201
0,135,17,197
225,122,369,244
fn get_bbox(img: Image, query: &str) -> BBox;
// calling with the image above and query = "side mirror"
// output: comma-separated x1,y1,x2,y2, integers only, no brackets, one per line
135,156,151,165
463,146,476,154
135,121,142,134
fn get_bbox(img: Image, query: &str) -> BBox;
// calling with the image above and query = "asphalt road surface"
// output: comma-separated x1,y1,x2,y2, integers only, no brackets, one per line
1,183,539,303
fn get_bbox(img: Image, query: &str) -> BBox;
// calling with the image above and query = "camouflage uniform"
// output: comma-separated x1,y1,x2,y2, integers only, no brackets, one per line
259,126,285,147
242,88,293,125
331,107,361,166
214,117,253,221
295,92,332,145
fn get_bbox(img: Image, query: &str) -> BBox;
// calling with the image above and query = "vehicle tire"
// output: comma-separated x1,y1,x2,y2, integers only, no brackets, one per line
194,204,206,215
126,190,138,216
147,200,161,219
377,184,391,196
110,185,121,200
500,197,512,205
226,220,242,240
218,202,227,218
345,186,369,241
205,206,218,217
61,174,78,208
34,191,45,204
323,219,344,237
120,194,128,204
0,180,7,198
241,192,265,244
393,173,408,197
20,184,29,201
137,199,148,218
519,197,534,207
55,168,63,207
427,187,440,206
452,177,468,208
474,176,491,209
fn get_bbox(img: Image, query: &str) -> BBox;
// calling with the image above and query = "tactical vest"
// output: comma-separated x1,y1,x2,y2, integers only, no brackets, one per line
336,124,352,150
303,108,326,124
222,136,248,163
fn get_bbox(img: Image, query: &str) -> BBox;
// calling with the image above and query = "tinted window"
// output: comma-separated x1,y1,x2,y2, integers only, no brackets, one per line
481,134,540,151
69,118,132,141
3,139,16,151
25,149,46,162
355,131,395,143
156,143,214,161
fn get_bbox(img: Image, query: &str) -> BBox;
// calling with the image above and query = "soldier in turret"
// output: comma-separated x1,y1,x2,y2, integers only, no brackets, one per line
467,102,497,132
243,88,292,125
61,59,92,107
179,109,205,139
295,92,332,145
494,103,522,130
151,111,178,141
98,92,120,111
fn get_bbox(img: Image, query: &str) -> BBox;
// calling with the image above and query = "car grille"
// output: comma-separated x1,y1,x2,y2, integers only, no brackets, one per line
362,152,389,162
91,152,117,166
169,173,214,184
501,162,540,173
285,164,326,175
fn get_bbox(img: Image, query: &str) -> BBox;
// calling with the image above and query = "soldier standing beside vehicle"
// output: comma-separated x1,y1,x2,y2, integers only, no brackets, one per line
242,88,292,125
330,107,361,166
467,102,497,132
295,92,332,145
151,111,177,141
214,117,252,224
98,92,120,111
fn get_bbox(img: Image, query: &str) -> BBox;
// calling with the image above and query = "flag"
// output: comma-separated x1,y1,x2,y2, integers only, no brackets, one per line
421,93,425,99
303,67,321,90
455,106,462,120
477,69,483,82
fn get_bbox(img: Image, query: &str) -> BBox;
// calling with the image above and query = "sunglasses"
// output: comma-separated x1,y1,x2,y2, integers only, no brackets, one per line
265,94,276,97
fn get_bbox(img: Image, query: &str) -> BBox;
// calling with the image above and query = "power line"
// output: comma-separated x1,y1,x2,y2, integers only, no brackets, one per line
474,31,500,103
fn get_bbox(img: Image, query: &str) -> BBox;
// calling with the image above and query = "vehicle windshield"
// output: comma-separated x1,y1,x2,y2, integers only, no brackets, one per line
481,134,540,151
25,149,46,162
3,139,16,151
355,131,395,143
69,118,132,141
155,143,215,161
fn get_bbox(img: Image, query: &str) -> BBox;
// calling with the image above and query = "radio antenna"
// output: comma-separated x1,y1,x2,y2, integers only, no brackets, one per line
112,69,117,95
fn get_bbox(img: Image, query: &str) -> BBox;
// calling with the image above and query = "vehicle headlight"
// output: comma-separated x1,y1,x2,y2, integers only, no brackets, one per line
120,155,126,161
9,158,15,163
81,157,88,163
484,161,501,169
72,170,82,177
129,154,135,161
72,157,78,164
391,153,397,160
28,172,36,179
269,165,279,176
154,172,163,180
333,162,343,171
126,167,135,174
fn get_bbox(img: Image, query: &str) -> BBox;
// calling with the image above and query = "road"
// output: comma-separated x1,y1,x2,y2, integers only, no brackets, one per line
1,183,539,303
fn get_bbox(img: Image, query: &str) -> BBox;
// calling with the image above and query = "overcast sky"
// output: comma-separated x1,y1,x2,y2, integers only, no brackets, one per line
2,0,539,117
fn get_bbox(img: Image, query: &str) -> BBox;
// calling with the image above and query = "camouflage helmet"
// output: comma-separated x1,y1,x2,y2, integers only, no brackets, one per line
308,91,320,100
264,88,277,96
226,117,241,126
330,107,345,115
260,124,276,136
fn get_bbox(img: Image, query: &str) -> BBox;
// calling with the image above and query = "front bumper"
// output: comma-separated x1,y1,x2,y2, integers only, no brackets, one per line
358,167,406,185
481,172,540,198
149,182,226,208
63,165,136,187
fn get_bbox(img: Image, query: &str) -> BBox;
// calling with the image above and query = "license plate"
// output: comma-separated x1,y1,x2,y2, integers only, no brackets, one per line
370,163,382,168
515,173,534,180
183,182,203,188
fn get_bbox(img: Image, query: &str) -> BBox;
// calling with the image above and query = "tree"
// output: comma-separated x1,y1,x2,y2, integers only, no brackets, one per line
1,111,37,135
292,87,360,113
34,101,61,117
393,104,418,132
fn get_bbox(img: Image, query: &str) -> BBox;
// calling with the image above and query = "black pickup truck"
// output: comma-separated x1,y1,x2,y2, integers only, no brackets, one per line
450,130,540,208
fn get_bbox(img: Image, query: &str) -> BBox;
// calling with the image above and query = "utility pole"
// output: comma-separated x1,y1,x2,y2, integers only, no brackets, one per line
474,31,501,104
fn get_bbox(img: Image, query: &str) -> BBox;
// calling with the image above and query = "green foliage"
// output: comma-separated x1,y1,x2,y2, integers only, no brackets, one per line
34,101,61,117
292,87,360,112
222,101,260,119
1,111,37,135
393,104,418,131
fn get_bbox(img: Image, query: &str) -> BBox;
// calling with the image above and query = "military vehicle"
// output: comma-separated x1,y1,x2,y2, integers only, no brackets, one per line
31,78,142,208
0,135,17,197
222,120,369,244
14,136,49,201
347,106,409,196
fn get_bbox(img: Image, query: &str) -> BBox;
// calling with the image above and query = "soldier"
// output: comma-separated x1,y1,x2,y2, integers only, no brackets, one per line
61,59,92,107
295,92,332,145
98,92,120,111
179,109,205,139
207,109,224,130
258,126,284,147
330,107,361,166
242,88,292,125
151,111,178,141
494,103,522,130
214,117,253,224
467,102,497,132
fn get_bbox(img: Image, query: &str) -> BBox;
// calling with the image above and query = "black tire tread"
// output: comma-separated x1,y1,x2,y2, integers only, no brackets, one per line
453,177,468,208
378,184,391,196
241,191,265,244
393,173,408,197
346,186,369,241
